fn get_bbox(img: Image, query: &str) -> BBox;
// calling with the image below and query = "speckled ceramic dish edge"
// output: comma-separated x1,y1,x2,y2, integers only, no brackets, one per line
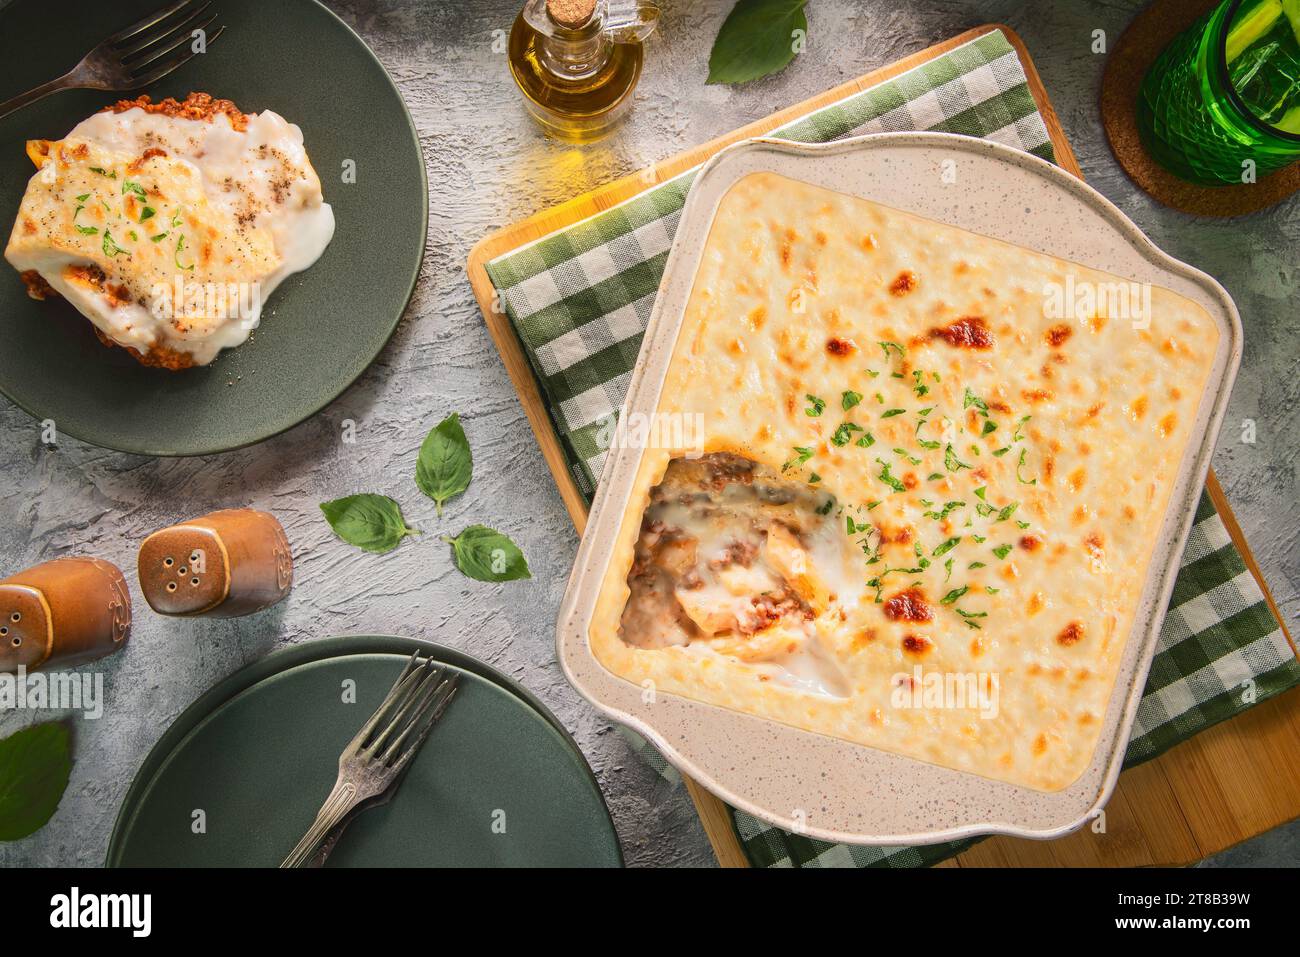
556,133,1242,846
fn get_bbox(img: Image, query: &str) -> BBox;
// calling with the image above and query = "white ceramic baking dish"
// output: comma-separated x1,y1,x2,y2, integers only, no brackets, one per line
555,132,1242,846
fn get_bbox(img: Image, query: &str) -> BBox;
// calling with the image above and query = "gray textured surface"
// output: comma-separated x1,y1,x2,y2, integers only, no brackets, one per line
0,0,1296,868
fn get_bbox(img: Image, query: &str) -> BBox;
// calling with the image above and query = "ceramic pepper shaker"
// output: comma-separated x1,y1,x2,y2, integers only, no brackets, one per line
0,557,131,673
138,508,292,618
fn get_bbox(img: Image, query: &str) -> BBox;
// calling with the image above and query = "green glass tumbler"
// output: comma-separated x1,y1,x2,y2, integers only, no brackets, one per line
1136,0,1300,185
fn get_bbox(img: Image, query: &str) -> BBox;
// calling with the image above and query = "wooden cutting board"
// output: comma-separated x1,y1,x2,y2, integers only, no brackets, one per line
467,24,1300,869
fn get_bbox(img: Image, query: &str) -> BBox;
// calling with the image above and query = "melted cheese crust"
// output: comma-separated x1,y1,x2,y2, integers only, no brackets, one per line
5,94,333,368
589,172,1220,792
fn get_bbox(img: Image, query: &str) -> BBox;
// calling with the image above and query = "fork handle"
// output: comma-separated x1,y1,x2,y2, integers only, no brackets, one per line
0,75,76,123
281,781,359,869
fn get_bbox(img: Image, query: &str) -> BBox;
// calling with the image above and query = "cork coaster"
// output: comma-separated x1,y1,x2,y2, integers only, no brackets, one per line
1102,0,1300,216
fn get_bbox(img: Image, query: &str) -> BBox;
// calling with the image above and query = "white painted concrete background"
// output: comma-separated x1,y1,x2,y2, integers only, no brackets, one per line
1,0,1295,867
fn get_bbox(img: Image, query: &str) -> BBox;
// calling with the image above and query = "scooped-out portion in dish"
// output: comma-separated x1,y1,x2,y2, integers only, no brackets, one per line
589,171,1222,792
621,452,852,698
5,93,335,370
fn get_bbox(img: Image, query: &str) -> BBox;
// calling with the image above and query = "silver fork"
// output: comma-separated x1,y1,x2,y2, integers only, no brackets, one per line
281,653,460,868
0,0,226,121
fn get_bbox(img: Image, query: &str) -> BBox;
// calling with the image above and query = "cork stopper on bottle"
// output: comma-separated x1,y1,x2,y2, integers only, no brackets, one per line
547,0,596,29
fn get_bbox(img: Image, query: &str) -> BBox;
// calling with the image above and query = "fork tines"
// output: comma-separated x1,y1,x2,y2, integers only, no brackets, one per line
106,0,225,87
354,654,459,772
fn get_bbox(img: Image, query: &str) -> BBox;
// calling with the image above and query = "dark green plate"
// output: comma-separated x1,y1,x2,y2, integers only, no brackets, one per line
107,637,623,867
0,0,427,455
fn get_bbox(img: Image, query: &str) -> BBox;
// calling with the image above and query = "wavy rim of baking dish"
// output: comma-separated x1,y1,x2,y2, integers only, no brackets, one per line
556,131,1243,847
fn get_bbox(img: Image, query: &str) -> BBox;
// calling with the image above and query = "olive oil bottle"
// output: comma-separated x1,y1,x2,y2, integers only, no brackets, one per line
508,0,659,141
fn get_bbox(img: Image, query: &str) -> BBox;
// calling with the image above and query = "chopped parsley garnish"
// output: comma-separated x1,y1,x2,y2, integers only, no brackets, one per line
981,419,998,436
101,230,128,257
805,394,826,417
855,433,875,448
944,444,971,472
992,543,1013,559
75,192,90,202
1016,447,1037,485
1013,415,1031,442
174,234,195,270
808,473,821,484
816,496,835,515
996,502,1019,522
892,447,921,466
923,500,965,521
831,422,863,447
968,561,986,569
122,180,147,200
140,206,156,223
151,232,169,242
992,447,1011,457
782,446,814,471
932,537,961,558
963,388,989,415
881,408,906,418
74,224,98,236
974,486,987,500
912,370,929,397
846,516,870,535
88,167,116,179
940,586,968,605
841,390,862,411
956,608,987,628
875,459,906,493
878,340,905,361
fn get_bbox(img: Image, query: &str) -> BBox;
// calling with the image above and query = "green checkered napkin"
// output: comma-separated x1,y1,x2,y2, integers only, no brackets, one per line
485,29,1300,868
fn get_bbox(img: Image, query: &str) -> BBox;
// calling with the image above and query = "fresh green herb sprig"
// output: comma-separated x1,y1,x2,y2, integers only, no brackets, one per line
0,722,71,842
320,413,529,582
707,0,809,85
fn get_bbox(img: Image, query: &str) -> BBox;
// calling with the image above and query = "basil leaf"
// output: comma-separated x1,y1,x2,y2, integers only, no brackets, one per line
0,722,71,841
320,494,417,553
445,525,531,582
707,0,808,85
415,412,473,516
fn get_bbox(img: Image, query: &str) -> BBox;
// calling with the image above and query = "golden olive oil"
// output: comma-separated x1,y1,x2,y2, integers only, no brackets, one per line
507,0,657,141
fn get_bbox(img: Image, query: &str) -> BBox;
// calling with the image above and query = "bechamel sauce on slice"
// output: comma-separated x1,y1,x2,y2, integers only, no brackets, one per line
63,107,335,363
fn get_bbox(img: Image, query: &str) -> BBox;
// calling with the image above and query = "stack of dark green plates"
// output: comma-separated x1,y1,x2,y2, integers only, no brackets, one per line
108,636,622,867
